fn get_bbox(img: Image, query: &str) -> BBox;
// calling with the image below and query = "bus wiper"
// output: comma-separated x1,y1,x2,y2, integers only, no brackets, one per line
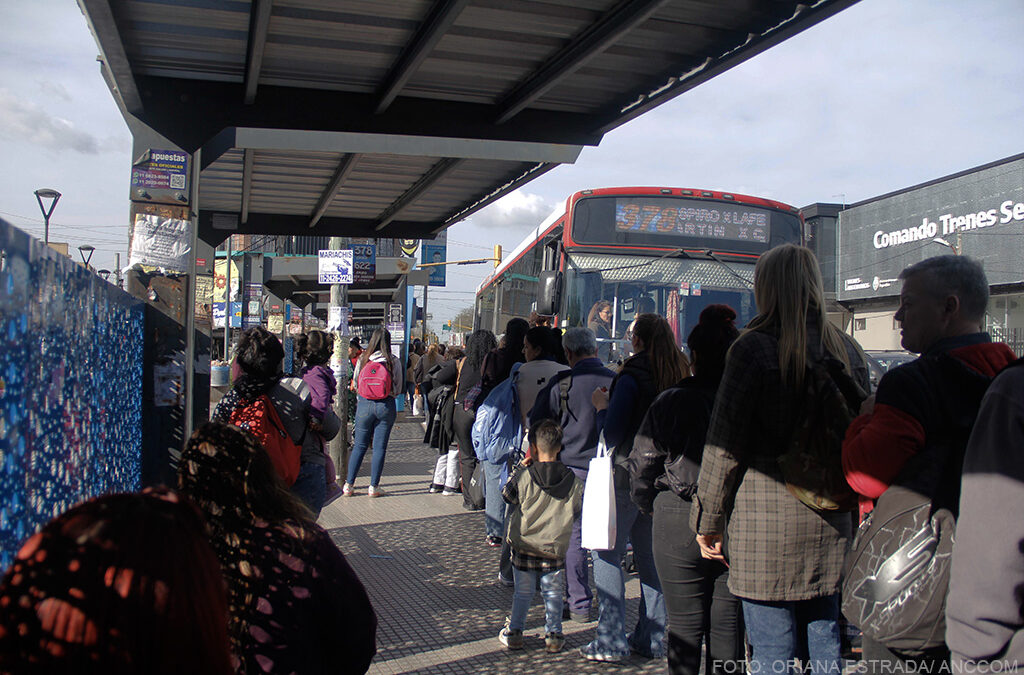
701,249,753,288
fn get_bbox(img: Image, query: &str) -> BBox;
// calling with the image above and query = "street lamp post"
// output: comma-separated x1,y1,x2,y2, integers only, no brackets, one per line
78,244,95,269
34,188,61,247
931,236,960,256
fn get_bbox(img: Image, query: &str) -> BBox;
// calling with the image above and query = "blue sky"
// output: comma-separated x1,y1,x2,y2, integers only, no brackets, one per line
0,0,1021,330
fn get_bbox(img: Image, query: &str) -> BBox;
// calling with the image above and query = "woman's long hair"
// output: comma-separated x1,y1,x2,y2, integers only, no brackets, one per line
465,329,497,370
628,313,690,394
687,304,740,385
502,318,530,358
744,244,855,388
359,328,394,376
587,300,611,327
295,329,333,368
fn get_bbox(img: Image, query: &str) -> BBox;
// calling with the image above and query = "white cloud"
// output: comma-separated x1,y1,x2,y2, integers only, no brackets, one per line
0,89,99,154
464,190,555,232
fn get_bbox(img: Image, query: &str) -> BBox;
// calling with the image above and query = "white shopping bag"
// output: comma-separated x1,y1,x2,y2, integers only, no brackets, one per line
581,433,616,551
413,394,423,416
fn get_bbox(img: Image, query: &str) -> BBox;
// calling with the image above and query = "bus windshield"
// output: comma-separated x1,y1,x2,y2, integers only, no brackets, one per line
571,194,801,254
562,251,757,362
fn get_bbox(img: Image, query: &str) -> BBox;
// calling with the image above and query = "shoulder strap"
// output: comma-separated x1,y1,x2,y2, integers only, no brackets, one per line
558,375,575,422
455,357,466,395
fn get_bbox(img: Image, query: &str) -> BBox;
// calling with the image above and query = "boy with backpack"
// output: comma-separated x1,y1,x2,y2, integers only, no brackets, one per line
498,420,584,653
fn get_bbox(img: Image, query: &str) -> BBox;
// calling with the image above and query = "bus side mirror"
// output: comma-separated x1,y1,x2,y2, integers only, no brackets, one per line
537,270,562,316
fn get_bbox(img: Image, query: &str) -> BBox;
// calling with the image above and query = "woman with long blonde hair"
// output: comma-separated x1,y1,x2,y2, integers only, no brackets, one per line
690,244,869,675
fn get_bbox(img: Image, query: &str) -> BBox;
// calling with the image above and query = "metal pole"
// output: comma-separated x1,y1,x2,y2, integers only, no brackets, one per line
328,236,350,481
115,252,121,288
422,285,428,342
183,148,200,438
223,234,232,361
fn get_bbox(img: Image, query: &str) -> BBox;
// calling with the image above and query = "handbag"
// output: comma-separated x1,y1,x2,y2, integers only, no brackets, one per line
464,462,486,510
581,433,617,551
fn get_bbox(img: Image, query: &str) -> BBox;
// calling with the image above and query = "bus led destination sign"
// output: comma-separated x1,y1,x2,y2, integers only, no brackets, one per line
614,198,769,243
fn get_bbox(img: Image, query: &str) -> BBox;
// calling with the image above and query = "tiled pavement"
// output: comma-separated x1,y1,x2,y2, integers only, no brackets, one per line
318,412,668,675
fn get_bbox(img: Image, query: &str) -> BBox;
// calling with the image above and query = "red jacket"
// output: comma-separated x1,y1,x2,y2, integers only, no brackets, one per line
842,334,1016,519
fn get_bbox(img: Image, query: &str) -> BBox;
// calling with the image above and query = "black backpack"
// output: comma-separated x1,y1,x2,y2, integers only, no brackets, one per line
777,356,865,512
841,353,1003,655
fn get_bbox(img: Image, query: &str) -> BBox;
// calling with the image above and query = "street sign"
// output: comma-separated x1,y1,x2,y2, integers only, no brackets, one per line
352,243,376,283
318,249,353,284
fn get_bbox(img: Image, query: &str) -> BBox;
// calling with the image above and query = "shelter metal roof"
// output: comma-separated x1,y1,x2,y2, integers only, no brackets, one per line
80,0,858,245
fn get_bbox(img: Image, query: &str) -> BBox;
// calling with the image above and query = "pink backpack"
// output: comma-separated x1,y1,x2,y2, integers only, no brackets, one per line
357,359,393,400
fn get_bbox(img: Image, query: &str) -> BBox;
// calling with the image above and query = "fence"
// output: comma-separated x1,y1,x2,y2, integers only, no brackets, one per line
0,219,145,569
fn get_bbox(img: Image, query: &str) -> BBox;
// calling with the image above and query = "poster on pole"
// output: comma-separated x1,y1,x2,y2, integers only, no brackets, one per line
387,303,404,325
421,243,447,286
352,243,376,284
129,213,192,273
318,250,353,284
328,305,353,332
130,149,189,205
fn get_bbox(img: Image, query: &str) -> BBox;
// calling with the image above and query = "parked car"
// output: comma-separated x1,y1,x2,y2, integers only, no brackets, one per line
864,349,917,390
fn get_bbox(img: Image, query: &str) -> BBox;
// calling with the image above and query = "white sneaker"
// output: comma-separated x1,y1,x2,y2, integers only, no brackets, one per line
368,485,384,498
342,483,354,496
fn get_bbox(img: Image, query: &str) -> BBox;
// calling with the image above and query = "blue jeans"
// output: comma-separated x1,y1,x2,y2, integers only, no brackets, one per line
406,381,416,410
483,459,507,539
742,595,841,675
566,466,593,614
510,567,565,634
346,396,397,487
290,461,326,517
590,485,666,657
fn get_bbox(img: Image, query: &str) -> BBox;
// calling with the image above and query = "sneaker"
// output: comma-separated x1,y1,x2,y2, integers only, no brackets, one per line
579,641,627,662
497,573,515,587
498,618,523,650
486,535,501,547
545,632,565,653
342,483,354,497
442,488,459,496
367,485,383,498
428,484,442,494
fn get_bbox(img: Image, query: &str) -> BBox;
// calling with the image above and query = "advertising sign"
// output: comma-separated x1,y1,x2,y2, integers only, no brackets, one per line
131,149,189,205
268,312,285,333
400,239,419,257
837,156,1024,301
387,303,404,325
318,250,353,284
352,243,376,284
213,258,241,302
421,243,447,286
195,274,214,326
129,214,192,273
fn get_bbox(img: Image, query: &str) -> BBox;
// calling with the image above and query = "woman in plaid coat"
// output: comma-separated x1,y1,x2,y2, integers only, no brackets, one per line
689,245,869,675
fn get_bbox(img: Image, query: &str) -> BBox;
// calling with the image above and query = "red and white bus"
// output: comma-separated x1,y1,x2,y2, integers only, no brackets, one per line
475,186,803,361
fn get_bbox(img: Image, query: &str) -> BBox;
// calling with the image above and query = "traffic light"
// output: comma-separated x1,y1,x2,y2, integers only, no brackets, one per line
493,244,502,268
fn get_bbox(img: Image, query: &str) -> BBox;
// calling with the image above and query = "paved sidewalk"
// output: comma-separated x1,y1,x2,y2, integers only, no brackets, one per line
318,413,667,675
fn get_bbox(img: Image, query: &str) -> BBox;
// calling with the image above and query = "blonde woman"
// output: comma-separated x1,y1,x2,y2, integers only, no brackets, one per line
690,245,868,675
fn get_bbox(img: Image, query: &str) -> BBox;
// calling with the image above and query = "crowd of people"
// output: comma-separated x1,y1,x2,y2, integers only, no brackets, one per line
2,245,1021,673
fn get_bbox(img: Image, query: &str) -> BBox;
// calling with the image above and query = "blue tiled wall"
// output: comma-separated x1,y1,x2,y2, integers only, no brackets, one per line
0,219,144,569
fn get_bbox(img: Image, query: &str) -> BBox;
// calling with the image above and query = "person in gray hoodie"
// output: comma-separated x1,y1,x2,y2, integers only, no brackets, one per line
498,420,584,654
947,358,1024,669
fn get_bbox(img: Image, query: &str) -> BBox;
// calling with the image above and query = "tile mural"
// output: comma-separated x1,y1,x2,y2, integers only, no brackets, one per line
0,219,144,569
